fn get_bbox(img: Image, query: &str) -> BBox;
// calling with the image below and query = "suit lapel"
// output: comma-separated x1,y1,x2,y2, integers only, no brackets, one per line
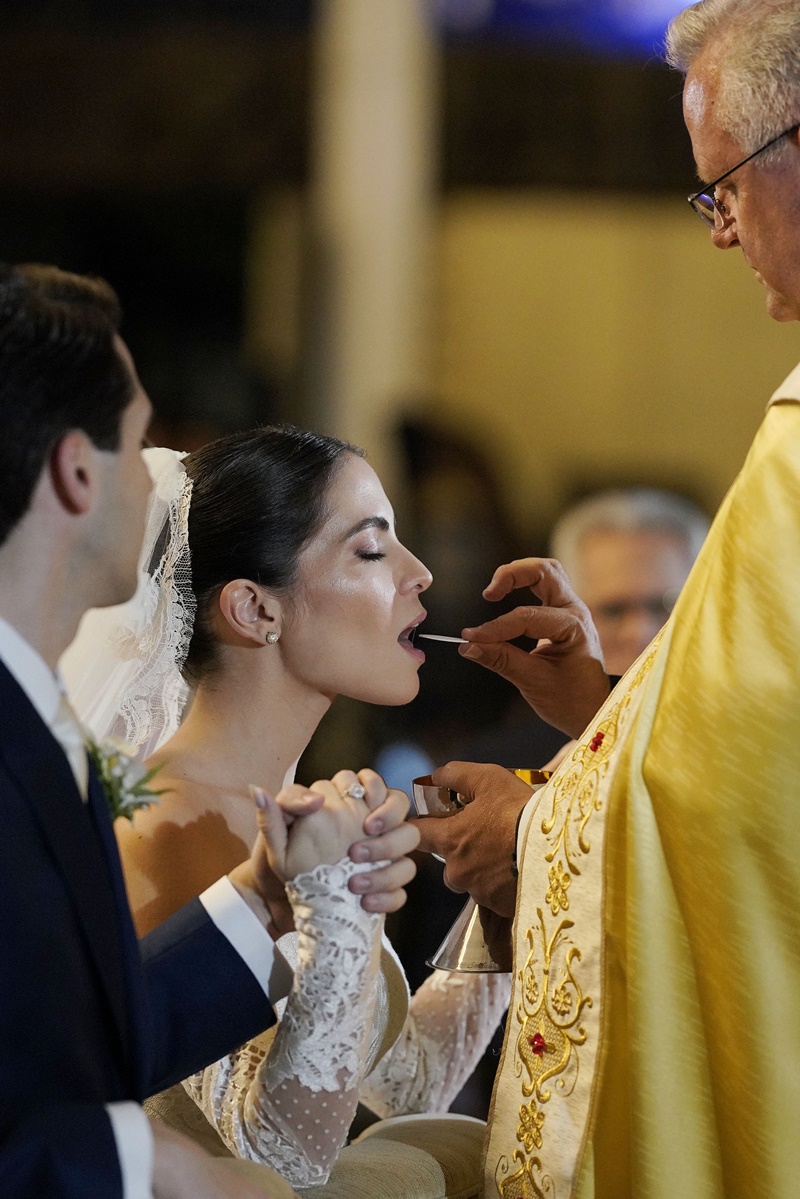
0,662,133,1073
86,764,151,1094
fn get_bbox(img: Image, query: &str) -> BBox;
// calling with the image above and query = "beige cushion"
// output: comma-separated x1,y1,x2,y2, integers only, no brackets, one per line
151,1085,485,1199
297,1114,486,1199
223,1157,301,1197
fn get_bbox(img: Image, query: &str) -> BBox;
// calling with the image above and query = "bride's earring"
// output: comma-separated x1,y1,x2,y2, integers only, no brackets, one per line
265,630,280,644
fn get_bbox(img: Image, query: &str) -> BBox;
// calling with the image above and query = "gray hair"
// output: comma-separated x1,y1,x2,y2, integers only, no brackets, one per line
665,0,800,159
550,488,710,588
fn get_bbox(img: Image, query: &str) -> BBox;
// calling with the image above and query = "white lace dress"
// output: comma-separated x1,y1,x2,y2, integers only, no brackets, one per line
178,856,511,1188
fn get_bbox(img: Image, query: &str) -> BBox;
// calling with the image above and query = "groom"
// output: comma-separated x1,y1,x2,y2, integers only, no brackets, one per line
0,262,417,1199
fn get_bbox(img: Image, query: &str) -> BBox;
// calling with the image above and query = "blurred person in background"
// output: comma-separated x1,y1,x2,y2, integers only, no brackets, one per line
550,487,710,677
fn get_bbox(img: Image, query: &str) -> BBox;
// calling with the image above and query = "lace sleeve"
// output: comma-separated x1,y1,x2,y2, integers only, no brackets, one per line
183,857,383,1187
359,968,512,1119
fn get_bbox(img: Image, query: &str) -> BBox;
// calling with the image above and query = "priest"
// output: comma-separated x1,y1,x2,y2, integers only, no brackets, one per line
415,3,800,1195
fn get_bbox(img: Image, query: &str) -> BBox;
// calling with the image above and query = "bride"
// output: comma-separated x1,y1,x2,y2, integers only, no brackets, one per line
63,425,510,1190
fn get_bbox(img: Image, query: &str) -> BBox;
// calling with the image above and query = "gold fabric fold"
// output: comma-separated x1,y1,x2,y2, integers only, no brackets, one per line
486,395,800,1198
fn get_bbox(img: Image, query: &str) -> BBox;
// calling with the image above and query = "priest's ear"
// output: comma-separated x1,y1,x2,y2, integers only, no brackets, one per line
217,579,282,647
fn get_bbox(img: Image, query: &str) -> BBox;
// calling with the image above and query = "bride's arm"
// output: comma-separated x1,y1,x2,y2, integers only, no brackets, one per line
358,966,512,1118
183,782,386,1187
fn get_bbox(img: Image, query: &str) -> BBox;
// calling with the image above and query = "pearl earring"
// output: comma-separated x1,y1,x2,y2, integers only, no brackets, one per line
265,630,280,644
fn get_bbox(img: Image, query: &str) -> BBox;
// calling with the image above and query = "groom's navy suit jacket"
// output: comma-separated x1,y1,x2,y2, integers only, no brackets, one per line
0,661,277,1197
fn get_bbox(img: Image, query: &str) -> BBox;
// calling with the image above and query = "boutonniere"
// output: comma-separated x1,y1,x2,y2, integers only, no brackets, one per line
85,738,166,823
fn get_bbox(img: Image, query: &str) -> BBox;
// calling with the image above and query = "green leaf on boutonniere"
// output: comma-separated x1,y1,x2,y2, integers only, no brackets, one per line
85,737,168,823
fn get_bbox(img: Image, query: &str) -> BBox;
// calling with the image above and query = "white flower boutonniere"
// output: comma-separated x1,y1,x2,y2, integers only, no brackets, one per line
86,738,166,823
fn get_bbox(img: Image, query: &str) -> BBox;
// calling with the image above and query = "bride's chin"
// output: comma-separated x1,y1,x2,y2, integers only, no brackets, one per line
371,676,422,708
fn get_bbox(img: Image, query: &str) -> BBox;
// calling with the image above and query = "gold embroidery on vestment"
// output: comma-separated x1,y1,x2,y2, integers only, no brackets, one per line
495,647,659,1198
545,860,571,915
517,1099,545,1153
497,1150,550,1198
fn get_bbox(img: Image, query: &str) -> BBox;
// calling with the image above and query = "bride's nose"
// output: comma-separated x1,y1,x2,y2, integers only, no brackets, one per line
401,551,433,594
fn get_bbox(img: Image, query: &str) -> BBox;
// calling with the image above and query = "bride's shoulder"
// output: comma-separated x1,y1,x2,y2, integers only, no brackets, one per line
118,760,206,838
116,766,250,935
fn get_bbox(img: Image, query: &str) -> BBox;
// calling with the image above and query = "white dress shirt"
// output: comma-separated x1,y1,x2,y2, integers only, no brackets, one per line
0,617,293,1199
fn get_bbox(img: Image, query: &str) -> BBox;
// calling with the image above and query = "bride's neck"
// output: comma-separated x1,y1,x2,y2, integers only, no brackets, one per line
162,655,332,798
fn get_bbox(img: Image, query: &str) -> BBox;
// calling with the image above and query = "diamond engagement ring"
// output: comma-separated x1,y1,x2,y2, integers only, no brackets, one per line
343,782,366,800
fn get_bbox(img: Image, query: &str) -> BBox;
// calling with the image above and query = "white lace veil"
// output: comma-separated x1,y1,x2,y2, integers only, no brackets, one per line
60,447,196,761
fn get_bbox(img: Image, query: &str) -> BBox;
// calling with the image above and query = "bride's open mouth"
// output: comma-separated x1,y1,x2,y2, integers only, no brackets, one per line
398,612,426,657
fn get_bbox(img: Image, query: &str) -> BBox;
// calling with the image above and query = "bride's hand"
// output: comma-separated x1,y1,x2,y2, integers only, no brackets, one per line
257,777,370,882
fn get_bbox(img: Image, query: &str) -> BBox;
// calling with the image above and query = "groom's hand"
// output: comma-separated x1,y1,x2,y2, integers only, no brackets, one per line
344,768,419,913
411,762,533,918
232,769,418,925
151,1119,276,1198
230,786,326,938
458,557,610,738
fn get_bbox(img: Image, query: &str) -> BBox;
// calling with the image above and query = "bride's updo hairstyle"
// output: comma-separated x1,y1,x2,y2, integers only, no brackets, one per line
182,424,362,684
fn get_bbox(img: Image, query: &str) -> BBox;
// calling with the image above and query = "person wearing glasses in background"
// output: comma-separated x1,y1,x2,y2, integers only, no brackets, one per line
413,3,800,1196
551,487,710,678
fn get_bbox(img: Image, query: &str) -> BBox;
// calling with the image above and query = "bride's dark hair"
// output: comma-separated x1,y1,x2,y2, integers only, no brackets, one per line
183,424,362,683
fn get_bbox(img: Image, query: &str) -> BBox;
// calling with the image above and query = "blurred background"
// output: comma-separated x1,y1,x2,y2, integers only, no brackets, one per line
5,0,799,1113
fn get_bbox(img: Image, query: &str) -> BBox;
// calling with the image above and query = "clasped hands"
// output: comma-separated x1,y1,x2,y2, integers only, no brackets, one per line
230,768,419,937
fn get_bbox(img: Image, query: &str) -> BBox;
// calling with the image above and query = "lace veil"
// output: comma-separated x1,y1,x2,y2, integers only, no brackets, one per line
61,446,196,760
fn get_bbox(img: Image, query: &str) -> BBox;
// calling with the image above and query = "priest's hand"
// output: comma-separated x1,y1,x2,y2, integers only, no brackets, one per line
458,557,609,739
479,906,514,972
411,762,533,918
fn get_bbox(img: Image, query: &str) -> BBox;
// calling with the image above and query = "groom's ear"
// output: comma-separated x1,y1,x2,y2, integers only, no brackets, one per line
48,430,96,516
217,579,282,647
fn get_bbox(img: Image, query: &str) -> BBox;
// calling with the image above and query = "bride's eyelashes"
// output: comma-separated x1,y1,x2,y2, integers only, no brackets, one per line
357,550,386,562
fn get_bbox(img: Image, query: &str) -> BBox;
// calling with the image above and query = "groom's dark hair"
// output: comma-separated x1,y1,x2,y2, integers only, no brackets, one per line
0,262,133,547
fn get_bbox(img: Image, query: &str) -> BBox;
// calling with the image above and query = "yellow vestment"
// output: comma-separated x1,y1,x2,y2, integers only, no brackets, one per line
485,369,800,1198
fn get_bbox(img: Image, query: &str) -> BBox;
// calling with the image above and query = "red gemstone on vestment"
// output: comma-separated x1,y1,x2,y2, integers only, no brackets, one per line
530,1034,547,1056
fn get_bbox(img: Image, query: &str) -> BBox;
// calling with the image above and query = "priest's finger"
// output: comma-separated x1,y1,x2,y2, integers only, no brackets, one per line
478,907,514,972
430,759,516,800
482,557,576,604
459,638,540,686
411,813,456,859
441,865,469,896
462,604,585,647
